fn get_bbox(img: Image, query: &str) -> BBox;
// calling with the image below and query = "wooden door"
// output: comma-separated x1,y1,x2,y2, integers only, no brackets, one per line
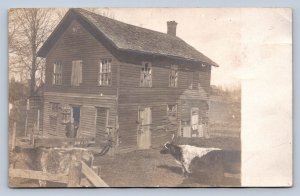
96,107,109,143
137,107,151,149
182,126,191,137
191,107,199,137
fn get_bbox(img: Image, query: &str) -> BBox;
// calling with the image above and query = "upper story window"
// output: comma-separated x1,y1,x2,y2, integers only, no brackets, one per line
71,60,83,86
52,61,62,85
140,62,152,87
169,65,178,87
99,59,112,86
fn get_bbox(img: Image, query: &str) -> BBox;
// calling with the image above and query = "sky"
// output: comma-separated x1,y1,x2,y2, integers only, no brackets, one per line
88,8,290,89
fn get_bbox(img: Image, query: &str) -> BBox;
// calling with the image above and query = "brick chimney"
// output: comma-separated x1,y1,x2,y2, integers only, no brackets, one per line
167,21,178,36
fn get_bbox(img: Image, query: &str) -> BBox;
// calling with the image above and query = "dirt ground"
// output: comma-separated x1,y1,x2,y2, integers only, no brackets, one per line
9,137,241,187
94,137,241,187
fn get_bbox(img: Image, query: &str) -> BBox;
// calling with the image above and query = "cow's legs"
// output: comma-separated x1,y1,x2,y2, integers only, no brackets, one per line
181,163,191,177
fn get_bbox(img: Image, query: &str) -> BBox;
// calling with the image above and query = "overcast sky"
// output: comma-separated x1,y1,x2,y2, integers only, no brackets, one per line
92,8,291,88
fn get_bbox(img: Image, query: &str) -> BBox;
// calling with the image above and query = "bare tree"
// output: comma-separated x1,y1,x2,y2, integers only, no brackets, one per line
9,8,114,95
9,8,58,95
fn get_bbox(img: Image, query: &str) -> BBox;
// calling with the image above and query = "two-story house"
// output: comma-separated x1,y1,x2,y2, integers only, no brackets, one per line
37,8,219,153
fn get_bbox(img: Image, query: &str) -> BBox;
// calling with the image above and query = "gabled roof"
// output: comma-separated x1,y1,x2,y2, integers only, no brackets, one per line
38,8,219,67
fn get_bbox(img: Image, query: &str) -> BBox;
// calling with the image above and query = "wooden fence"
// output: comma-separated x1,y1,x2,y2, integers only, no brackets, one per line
9,161,109,187
10,122,108,187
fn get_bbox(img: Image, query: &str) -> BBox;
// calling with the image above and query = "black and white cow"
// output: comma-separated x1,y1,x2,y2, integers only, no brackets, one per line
160,141,241,185
160,141,221,176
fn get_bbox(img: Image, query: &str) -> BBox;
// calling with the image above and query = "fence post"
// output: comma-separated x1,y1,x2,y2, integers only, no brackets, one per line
67,161,82,187
11,122,17,151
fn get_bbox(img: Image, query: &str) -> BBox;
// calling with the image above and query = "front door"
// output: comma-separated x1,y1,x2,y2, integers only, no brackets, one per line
137,107,151,149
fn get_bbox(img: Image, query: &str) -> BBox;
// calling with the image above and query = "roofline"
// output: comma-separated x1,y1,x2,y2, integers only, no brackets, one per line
117,47,219,67
37,9,74,57
72,8,219,67
37,8,219,67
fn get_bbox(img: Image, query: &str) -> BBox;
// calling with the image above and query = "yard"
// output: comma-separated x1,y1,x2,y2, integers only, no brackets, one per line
94,137,241,187
9,137,240,187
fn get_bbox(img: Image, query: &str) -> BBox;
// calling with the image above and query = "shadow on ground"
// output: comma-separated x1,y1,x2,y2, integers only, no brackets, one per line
156,164,183,175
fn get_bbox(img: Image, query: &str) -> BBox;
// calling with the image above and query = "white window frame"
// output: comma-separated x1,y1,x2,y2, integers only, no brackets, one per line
169,65,178,87
52,61,62,85
99,59,112,86
140,62,152,87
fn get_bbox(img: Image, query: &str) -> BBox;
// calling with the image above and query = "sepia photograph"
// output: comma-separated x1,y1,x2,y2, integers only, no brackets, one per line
8,8,291,187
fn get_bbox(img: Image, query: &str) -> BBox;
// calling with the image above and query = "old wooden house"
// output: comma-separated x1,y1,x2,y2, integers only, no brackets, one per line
37,8,219,153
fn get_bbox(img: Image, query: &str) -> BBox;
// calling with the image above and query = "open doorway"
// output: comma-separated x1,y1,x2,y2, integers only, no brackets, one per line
71,106,80,137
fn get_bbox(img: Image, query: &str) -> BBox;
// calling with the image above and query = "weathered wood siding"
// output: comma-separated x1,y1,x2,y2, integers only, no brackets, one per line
117,60,211,151
117,103,175,152
42,92,117,142
180,99,209,123
118,61,210,103
42,17,212,152
45,20,119,96
95,107,109,144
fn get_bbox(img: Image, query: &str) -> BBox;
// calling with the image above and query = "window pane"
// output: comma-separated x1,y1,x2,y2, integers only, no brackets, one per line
53,62,62,85
99,59,112,86
140,62,152,87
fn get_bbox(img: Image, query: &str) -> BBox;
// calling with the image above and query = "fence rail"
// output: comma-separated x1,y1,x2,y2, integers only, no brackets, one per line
9,168,68,184
9,160,109,187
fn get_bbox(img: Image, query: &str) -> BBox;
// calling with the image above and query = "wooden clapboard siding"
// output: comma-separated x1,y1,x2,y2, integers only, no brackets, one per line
42,92,117,138
45,20,119,96
180,99,209,123
116,59,211,150
79,106,97,137
199,69,211,93
41,15,213,152
117,103,178,151
117,104,138,152
95,107,108,144
118,62,210,104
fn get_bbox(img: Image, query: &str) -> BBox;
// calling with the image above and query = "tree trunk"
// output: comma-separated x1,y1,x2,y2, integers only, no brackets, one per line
30,57,36,96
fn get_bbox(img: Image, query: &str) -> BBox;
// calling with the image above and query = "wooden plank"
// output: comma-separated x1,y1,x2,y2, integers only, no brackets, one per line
81,161,109,187
9,168,68,183
67,161,82,187
80,178,93,187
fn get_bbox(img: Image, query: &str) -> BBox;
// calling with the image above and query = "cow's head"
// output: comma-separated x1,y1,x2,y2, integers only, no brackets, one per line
160,134,176,154
160,142,172,154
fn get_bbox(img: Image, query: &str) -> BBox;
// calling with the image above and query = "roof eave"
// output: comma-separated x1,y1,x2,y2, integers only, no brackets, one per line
117,47,219,67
